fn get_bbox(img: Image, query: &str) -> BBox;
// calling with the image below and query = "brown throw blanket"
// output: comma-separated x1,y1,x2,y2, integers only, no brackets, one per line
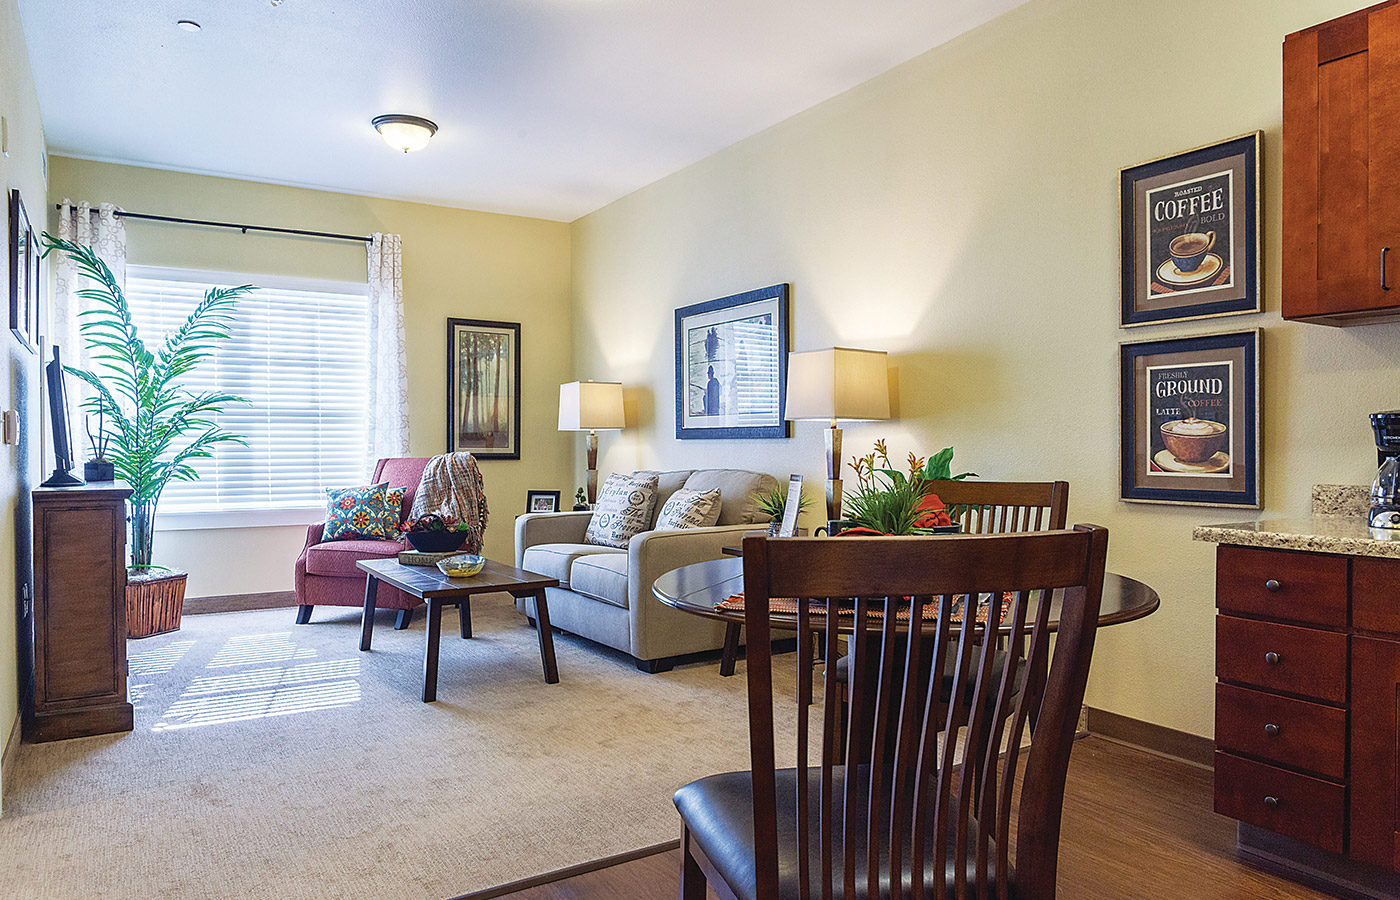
408,452,489,554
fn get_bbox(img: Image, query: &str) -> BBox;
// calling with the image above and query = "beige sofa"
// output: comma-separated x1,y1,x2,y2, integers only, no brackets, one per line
513,468,777,672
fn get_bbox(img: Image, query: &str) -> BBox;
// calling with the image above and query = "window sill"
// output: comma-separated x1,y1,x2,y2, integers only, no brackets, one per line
154,507,324,532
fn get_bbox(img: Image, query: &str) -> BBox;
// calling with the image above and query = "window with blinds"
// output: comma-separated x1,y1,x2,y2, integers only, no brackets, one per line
122,267,370,519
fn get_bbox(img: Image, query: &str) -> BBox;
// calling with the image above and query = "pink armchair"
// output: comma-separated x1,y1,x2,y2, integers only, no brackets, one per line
294,457,433,629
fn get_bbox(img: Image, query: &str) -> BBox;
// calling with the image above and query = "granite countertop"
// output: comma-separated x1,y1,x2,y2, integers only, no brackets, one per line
1192,484,1400,558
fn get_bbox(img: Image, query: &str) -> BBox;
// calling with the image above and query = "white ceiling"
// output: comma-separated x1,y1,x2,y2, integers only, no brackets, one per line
19,0,1027,222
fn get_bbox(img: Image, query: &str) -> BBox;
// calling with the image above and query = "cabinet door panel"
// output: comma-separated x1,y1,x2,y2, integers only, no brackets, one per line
1350,635,1400,871
1353,556,1400,635
1371,6,1400,278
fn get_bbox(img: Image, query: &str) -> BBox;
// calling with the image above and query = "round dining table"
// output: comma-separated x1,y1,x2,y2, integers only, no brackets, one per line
652,556,1160,634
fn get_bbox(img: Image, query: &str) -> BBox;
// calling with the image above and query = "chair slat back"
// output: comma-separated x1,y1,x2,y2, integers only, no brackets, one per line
924,480,1069,535
741,526,1108,900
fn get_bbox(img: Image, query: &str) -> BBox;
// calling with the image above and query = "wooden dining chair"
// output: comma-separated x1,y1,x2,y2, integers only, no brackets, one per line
674,526,1109,900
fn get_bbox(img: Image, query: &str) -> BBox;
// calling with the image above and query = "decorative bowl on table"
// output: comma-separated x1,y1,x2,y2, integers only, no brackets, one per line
437,554,486,578
406,530,467,553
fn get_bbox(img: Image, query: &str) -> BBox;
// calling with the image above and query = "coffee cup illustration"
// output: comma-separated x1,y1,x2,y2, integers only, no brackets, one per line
1160,417,1227,463
1169,230,1216,273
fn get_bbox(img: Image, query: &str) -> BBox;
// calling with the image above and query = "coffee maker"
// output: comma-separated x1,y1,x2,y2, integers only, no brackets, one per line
1370,411,1400,527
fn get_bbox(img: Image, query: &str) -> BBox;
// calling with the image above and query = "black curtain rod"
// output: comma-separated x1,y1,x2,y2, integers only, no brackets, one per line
52,206,371,244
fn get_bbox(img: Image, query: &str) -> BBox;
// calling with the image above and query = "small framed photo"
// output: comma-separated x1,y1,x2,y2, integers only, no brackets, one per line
1120,132,1261,327
447,318,521,459
675,283,789,440
526,490,560,513
1120,329,1260,508
9,190,37,354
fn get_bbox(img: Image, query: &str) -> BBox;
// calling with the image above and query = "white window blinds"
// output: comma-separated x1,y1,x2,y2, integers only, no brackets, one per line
122,267,370,516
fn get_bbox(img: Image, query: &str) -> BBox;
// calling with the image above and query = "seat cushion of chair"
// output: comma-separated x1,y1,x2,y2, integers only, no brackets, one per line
675,767,1010,900
569,552,630,609
305,540,405,578
522,543,625,588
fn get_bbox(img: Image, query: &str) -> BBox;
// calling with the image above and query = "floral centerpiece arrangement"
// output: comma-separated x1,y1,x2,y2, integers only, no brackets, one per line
402,513,474,553
841,439,975,536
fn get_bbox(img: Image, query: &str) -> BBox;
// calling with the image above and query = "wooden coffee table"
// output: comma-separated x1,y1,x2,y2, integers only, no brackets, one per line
356,557,561,702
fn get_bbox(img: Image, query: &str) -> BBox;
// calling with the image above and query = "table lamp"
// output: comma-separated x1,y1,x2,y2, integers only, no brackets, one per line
558,381,625,506
784,348,890,521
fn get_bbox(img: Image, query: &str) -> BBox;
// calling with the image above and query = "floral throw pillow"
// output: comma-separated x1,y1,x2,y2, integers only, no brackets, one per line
584,473,660,548
324,483,400,541
654,487,722,530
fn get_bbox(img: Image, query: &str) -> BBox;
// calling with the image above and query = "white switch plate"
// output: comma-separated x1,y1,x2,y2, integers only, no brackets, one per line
2,409,18,445
1,116,8,157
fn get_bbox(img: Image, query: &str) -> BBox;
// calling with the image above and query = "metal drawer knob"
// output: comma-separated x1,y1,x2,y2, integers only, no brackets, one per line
1264,723,1280,737
1265,579,1281,592
1264,651,1281,665
1263,795,1280,810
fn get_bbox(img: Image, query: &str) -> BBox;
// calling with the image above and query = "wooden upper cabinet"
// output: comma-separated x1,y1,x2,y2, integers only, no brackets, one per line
1284,1,1400,325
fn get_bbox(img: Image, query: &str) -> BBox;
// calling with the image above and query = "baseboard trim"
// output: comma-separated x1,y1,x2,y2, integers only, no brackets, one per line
1,712,21,815
183,590,297,616
449,840,678,900
1086,706,1214,769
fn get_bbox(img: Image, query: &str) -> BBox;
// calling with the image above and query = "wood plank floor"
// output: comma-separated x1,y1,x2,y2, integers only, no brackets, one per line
492,735,1337,900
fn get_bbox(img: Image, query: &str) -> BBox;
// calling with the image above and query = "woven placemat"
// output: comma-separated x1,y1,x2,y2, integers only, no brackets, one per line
715,592,1012,625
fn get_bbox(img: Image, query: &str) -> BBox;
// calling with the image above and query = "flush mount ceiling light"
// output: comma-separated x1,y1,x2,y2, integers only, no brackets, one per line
176,19,201,31
372,114,438,153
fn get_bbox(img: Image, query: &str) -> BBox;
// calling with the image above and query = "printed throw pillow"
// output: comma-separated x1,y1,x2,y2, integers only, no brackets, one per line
324,483,400,541
654,487,722,530
584,473,660,548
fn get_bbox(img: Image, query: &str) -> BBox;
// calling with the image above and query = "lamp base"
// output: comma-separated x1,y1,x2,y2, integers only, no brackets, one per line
825,424,842,522
585,430,599,505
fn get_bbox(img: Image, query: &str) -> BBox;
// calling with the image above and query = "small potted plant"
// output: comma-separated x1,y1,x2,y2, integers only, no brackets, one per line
402,513,470,553
756,483,812,535
842,440,974,536
83,411,114,482
573,487,590,511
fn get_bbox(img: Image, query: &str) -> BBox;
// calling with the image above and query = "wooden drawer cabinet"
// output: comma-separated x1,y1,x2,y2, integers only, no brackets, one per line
1215,683,1346,780
1215,752,1346,854
1217,545,1348,626
1215,615,1347,703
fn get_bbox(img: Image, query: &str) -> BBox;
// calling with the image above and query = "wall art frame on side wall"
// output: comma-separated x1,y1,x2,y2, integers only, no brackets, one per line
526,489,560,513
447,318,521,459
1120,132,1261,327
8,189,37,354
1120,328,1260,508
675,283,790,440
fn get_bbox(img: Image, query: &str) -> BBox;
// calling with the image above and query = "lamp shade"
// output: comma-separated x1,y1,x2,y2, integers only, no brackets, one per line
784,348,890,421
558,381,625,431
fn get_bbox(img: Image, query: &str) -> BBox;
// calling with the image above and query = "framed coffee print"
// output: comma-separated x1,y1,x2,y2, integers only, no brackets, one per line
1120,329,1260,508
1120,132,1261,327
675,283,789,440
447,318,521,459
9,189,37,354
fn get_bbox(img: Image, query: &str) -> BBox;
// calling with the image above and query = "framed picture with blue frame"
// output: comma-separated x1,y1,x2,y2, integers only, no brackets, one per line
1120,328,1260,508
1120,132,1261,327
674,283,790,440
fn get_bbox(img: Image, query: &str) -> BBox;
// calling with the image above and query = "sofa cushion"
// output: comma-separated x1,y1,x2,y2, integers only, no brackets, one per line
655,487,723,530
306,539,404,577
634,469,694,527
569,553,631,609
522,542,625,587
683,470,778,525
585,473,660,548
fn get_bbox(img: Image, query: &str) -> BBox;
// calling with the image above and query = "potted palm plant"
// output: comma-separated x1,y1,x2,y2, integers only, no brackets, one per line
43,235,254,637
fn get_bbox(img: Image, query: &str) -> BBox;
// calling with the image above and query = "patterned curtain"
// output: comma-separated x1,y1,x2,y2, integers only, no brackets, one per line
366,233,410,474
53,200,127,369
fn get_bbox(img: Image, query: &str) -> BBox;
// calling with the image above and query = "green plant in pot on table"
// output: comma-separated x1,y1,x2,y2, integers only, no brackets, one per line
841,439,975,536
43,235,254,637
755,482,813,534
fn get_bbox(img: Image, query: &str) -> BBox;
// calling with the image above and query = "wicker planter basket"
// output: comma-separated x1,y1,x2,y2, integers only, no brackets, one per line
126,568,188,639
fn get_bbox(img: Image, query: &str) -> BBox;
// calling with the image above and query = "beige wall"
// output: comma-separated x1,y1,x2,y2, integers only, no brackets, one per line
47,158,574,596
0,0,45,809
571,0,1400,738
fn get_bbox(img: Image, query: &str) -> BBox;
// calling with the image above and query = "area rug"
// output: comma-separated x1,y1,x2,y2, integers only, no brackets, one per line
0,601,802,900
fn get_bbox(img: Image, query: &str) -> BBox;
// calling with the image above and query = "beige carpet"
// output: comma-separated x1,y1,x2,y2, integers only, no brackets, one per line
0,600,803,900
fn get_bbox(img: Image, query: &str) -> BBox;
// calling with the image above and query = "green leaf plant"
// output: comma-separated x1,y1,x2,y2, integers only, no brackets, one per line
843,439,975,535
41,234,255,571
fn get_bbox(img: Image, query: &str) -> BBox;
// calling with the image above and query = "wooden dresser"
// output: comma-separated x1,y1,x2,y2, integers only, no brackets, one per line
26,483,133,742
1198,497,1400,898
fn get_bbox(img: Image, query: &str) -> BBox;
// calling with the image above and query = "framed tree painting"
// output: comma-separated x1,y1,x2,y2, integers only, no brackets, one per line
1120,132,1261,327
447,318,521,459
1120,329,1260,508
675,283,789,440
9,189,37,353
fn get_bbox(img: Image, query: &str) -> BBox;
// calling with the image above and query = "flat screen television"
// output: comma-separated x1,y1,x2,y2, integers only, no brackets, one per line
40,345,82,487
